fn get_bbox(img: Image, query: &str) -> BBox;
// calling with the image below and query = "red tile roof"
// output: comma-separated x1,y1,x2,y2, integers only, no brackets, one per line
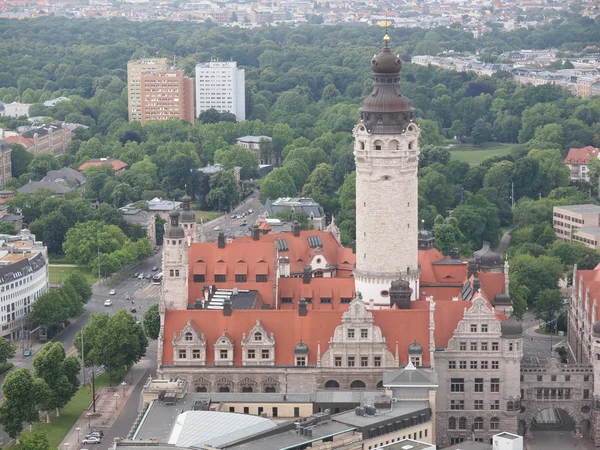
4,135,34,148
78,158,128,172
564,146,599,165
278,277,355,310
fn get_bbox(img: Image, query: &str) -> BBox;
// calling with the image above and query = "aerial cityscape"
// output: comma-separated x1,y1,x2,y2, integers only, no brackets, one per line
0,4,599,450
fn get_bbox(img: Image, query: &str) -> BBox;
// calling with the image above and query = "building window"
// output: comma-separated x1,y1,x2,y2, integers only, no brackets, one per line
492,361,499,369
458,417,467,430
185,332,193,341
470,342,477,351
451,378,465,392
481,361,489,369
220,350,228,359
335,357,342,367
551,375,556,381
459,361,467,369
471,324,477,332
348,356,355,367
481,342,488,351
584,389,590,399
449,361,456,369
585,375,590,382
474,378,483,392
361,329,368,338
474,417,484,430
361,356,369,367
565,375,570,381
348,329,355,338
487,418,499,431
491,400,499,410
178,349,186,359
247,350,256,359
341,298,352,303
261,349,270,359
474,400,484,410
470,361,478,370
170,270,174,277
448,417,457,430
509,343,514,351
320,297,332,304
374,356,382,367
459,342,467,351
492,342,499,351
256,275,267,282
296,356,306,366
235,275,247,282
450,400,464,410
281,297,293,303
193,274,205,283
215,275,226,282
175,270,179,276
481,324,488,332
491,378,500,393
254,332,262,341
192,349,201,359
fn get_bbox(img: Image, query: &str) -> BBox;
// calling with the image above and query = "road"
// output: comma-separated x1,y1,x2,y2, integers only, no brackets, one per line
521,309,568,365
494,230,511,255
201,193,264,242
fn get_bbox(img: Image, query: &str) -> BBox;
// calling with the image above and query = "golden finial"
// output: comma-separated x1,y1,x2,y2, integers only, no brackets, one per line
383,34,390,44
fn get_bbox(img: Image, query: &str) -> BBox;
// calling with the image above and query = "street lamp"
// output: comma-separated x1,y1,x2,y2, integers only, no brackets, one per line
64,442,70,450
121,381,127,398
75,427,81,443
114,392,119,410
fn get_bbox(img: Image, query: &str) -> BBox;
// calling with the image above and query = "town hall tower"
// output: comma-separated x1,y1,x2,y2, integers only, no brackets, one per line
353,35,421,307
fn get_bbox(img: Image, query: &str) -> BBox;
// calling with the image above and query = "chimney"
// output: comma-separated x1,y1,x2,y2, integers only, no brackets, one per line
473,277,481,293
252,226,260,241
450,248,460,259
303,266,311,284
351,240,356,254
218,232,225,248
292,221,300,237
223,298,232,316
299,298,307,316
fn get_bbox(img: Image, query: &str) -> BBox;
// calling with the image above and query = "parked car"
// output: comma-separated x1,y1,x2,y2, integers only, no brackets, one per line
214,225,221,231
138,273,144,279
145,273,152,279
86,432,102,439
248,209,253,214
90,430,104,437
104,299,112,307
125,293,132,301
133,272,139,278
130,307,137,313
23,349,32,357
109,289,116,295
82,437,101,444
152,266,158,271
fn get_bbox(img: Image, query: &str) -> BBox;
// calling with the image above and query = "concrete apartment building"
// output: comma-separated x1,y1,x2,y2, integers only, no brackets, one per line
195,61,245,121
140,70,195,124
564,146,600,182
553,204,600,249
0,139,12,188
127,58,169,122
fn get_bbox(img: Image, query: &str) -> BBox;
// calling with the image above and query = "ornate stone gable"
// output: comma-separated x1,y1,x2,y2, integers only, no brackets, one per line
321,297,395,368
173,318,207,366
241,319,276,366
446,294,501,352
214,329,235,366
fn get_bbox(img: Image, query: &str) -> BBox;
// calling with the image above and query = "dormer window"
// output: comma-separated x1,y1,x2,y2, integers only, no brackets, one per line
185,332,193,341
220,350,228,359
254,332,262,341
296,356,306,366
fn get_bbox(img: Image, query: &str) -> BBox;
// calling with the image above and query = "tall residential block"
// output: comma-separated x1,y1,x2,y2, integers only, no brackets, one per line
127,58,168,122
195,61,245,121
140,71,195,125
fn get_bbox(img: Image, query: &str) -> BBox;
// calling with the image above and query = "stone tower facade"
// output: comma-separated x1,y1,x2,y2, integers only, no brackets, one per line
354,35,421,307
179,194,197,243
161,208,189,311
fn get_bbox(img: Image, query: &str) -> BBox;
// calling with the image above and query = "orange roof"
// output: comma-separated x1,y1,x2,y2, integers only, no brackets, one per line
163,306,431,366
564,146,599,165
478,272,505,305
78,158,128,172
257,222,272,231
573,267,600,324
278,278,355,310
4,135,34,148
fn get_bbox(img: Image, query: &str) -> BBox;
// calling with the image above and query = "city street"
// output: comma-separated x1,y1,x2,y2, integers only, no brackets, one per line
201,194,264,242
522,310,568,364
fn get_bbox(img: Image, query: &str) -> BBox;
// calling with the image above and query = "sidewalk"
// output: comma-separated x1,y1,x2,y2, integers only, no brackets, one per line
60,359,152,450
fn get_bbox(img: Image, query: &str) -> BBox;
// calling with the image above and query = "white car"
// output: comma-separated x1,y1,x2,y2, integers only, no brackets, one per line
104,299,112,307
82,437,101,444
138,273,144,279
109,289,116,295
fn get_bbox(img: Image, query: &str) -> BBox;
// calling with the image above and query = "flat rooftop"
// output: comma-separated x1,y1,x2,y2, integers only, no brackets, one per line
446,440,492,450
554,204,600,214
574,227,600,236
331,401,430,428
378,439,435,450
495,432,522,440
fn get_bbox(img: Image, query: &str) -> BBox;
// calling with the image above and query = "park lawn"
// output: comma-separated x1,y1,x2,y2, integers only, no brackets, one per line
48,265,98,284
449,143,522,165
6,373,112,449
193,210,222,223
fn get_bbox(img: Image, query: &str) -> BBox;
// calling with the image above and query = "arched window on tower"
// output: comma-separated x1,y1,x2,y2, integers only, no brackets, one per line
408,141,414,150
359,141,365,150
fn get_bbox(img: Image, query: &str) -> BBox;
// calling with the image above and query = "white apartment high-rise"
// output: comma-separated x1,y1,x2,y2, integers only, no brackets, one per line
195,61,245,121
127,58,169,122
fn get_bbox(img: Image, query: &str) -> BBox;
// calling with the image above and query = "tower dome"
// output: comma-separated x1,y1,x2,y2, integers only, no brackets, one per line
294,340,309,355
501,316,523,338
593,321,600,337
408,340,423,355
371,45,402,74
180,193,196,223
418,230,435,250
166,208,185,239
474,242,502,271
493,292,512,307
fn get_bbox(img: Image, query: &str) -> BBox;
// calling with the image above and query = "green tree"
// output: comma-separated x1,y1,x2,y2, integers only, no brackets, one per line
75,310,147,386
510,254,563,305
64,271,93,304
548,241,600,269
483,160,514,201
214,146,259,179
205,170,238,211
509,282,529,320
0,369,49,440
283,158,310,191
471,118,493,145
534,289,563,330
28,290,70,328
259,168,296,202
433,215,467,256
452,194,501,249
419,170,453,215
18,430,55,450
419,145,450,168
63,221,128,267
33,342,79,420
518,103,561,143
418,119,443,146
9,143,33,178
273,206,311,229
0,222,16,235
0,336,16,365
302,163,335,197
143,303,160,340
27,153,60,180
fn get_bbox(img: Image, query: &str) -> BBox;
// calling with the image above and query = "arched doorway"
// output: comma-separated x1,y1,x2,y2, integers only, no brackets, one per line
264,386,276,393
196,386,207,392
530,407,579,446
350,380,366,389
376,380,384,389
219,386,230,392
324,380,339,389
242,386,253,393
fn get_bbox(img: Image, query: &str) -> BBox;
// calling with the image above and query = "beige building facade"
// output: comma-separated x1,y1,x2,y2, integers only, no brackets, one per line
553,204,600,244
140,70,195,124
127,58,169,122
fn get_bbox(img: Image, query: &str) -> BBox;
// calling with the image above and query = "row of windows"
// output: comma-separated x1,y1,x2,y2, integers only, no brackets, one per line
192,274,267,283
535,388,573,400
457,341,499,351
280,297,353,304
448,417,500,430
450,378,500,393
450,399,500,410
573,235,597,246
553,212,585,224
522,374,588,382
367,415,428,438
448,361,500,370
334,355,383,367
367,430,427,450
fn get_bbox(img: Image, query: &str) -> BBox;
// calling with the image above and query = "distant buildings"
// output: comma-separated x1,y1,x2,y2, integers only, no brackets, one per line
41,167,87,188
0,102,32,118
17,180,73,196
78,157,128,174
0,229,48,340
127,58,169,122
0,139,12,188
553,204,600,249
195,61,246,121
4,123,72,156
120,205,157,245
140,70,195,124
264,197,326,230
237,135,272,165
563,146,600,182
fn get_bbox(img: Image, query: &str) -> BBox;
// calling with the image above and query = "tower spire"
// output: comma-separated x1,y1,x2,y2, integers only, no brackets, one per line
384,11,390,46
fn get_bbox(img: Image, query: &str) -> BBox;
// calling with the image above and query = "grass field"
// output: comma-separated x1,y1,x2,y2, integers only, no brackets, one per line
6,373,112,449
193,210,223,223
48,265,98,284
449,143,523,165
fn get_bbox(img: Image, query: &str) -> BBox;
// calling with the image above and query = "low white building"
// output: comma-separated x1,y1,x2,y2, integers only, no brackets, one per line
0,229,48,340
0,102,32,118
